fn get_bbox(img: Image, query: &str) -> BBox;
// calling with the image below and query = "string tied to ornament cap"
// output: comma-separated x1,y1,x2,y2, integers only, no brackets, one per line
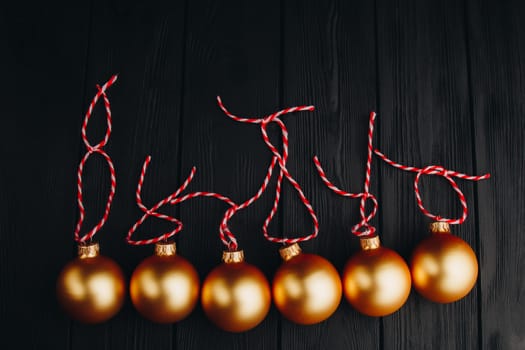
313,111,379,237
74,75,118,243
374,149,491,225
58,75,125,324
216,96,319,247
314,111,412,317
216,98,343,325
127,155,237,246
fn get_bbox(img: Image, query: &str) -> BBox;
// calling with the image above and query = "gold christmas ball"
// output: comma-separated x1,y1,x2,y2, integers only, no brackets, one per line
272,244,342,325
130,242,200,323
342,236,411,317
411,222,478,303
56,243,126,323
201,250,271,332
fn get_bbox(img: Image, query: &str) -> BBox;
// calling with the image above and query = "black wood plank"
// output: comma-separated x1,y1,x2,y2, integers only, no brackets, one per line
280,0,379,349
176,0,281,349
466,0,525,349
376,0,479,349
0,2,91,349
69,1,186,349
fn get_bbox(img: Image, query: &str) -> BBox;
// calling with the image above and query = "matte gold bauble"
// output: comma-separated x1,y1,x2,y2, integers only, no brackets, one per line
272,244,342,325
201,250,271,332
411,222,478,303
56,243,126,323
342,236,411,317
130,242,200,323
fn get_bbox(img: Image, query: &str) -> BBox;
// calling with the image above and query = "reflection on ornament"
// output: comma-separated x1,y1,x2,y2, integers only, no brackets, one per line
201,250,271,332
56,243,125,323
343,236,411,316
130,242,200,323
411,222,478,303
272,243,342,325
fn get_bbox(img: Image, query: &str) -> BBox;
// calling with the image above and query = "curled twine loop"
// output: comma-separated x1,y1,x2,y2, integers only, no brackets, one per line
74,75,118,243
374,150,490,225
127,156,237,245
216,97,319,249
313,112,379,237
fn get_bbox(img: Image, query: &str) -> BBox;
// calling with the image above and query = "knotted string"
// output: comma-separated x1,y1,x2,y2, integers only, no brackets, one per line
74,75,118,243
127,156,237,245
313,112,379,236
374,149,490,224
216,97,319,249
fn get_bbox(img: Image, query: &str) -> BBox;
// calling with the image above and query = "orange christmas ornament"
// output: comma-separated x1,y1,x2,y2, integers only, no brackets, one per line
57,243,125,323
130,242,200,323
201,250,271,332
342,236,411,316
273,244,342,324
411,222,478,303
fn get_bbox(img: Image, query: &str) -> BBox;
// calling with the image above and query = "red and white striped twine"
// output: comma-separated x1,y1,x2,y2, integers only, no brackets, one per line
127,156,237,246
313,112,379,237
74,75,118,243
217,97,319,247
374,149,491,225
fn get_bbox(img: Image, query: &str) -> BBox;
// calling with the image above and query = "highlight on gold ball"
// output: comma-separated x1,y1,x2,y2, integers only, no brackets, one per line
272,243,342,325
342,235,411,317
56,242,126,324
410,222,478,304
130,241,200,323
201,250,271,332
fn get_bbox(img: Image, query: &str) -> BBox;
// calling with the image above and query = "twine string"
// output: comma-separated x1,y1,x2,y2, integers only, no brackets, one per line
217,97,319,247
313,112,379,237
374,149,491,224
127,156,237,245
74,75,118,243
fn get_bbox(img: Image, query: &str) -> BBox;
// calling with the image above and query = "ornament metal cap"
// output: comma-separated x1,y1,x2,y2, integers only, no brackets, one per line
359,235,381,251
429,221,451,234
279,243,302,261
77,242,100,259
222,250,244,263
155,241,177,256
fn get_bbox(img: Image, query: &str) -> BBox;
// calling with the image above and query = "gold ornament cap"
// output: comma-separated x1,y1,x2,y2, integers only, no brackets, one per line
155,242,177,256
77,242,100,258
279,243,302,261
429,222,451,234
359,235,381,251
222,250,245,263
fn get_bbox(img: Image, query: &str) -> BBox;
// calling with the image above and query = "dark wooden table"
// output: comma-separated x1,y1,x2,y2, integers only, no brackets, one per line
1,0,523,349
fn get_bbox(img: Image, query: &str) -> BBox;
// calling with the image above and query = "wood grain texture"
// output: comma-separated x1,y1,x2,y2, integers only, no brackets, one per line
280,0,379,349
1,0,523,349
376,0,478,349
69,0,186,349
466,0,525,349
0,2,91,349
176,0,281,349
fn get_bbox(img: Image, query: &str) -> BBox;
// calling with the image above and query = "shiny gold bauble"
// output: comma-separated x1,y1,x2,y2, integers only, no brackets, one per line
272,244,342,325
411,222,478,303
201,250,271,332
130,242,200,323
342,236,411,317
56,243,126,323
